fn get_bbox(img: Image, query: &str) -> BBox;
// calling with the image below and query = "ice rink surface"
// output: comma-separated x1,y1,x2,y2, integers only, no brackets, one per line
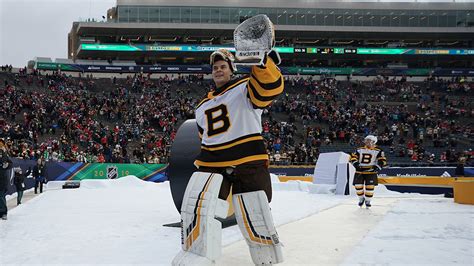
1,176,473,265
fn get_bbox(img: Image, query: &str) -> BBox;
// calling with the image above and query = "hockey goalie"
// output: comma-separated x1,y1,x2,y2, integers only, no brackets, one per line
172,14,284,265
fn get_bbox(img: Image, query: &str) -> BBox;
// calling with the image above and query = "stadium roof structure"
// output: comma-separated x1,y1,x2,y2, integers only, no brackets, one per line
67,0,473,68
72,0,473,36
116,0,473,7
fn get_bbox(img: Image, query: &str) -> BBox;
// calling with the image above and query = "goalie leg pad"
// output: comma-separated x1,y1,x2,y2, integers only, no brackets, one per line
233,191,283,265
172,250,214,266
172,172,229,265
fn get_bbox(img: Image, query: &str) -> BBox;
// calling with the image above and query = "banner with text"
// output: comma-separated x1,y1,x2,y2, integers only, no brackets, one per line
5,161,168,196
35,62,474,77
269,166,473,178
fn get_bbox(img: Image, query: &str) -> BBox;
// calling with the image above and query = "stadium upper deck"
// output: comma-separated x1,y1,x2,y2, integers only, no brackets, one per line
63,0,474,71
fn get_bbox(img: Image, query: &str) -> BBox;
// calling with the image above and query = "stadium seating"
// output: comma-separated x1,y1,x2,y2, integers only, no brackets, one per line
0,70,472,167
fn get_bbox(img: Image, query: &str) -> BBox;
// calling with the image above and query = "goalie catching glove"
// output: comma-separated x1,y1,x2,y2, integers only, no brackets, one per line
233,14,280,66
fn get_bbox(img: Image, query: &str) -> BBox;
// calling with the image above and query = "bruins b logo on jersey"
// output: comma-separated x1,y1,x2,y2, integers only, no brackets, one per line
204,104,231,137
360,154,373,164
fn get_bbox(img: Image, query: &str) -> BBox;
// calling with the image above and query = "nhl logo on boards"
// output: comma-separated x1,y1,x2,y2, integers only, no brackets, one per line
107,166,118,179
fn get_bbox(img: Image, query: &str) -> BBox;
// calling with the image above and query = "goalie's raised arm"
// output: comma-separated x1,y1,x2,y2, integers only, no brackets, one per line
233,14,284,108
247,51,284,109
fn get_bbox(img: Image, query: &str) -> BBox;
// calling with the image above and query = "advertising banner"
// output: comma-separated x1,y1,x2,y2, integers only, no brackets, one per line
47,162,167,182
80,44,474,56
80,44,294,54
36,61,474,76
5,160,168,196
269,166,473,178
6,161,472,196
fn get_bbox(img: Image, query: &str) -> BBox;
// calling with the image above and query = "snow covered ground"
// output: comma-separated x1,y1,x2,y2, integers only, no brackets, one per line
0,176,473,265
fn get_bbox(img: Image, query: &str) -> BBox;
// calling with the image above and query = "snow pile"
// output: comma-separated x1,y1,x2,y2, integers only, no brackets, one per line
79,175,154,189
271,173,336,194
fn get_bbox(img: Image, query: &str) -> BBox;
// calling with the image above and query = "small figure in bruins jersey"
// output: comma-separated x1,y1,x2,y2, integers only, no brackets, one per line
350,135,387,208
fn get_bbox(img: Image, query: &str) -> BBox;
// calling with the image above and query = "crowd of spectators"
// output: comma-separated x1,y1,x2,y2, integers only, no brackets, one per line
0,70,204,164
0,68,472,166
265,75,473,165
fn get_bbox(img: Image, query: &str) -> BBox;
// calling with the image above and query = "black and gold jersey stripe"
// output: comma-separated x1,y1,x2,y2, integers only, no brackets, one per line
247,58,284,109
195,133,268,167
201,133,263,150
197,124,204,139
349,152,359,163
378,156,387,167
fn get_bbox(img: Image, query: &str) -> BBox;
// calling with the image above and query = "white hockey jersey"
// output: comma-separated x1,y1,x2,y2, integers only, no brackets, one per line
349,146,387,174
195,58,283,167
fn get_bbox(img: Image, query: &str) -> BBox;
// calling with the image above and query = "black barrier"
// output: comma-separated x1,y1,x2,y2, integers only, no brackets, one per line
166,119,238,228
384,185,453,195
167,119,201,213
62,181,81,189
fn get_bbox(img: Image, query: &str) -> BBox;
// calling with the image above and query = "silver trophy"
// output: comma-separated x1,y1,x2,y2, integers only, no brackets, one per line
233,14,275,65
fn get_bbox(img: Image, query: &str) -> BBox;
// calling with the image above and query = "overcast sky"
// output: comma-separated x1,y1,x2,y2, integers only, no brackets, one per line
1,0,473,67
0,0,115,67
